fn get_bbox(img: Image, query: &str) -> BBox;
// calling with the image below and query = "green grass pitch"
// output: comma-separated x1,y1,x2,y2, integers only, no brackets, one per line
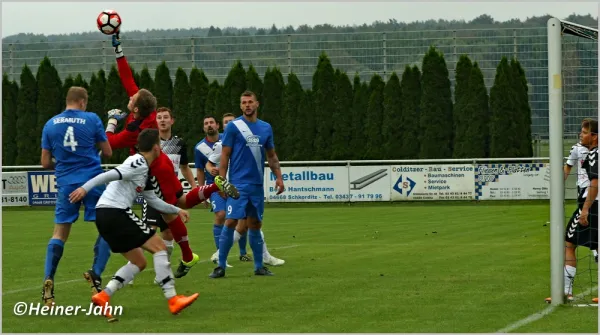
2,202,597,333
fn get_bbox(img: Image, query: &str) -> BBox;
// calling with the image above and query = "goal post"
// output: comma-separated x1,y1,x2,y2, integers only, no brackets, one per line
547,17,598,306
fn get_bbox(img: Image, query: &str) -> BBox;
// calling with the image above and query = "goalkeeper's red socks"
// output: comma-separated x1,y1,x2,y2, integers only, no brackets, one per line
167,216,193,263
185,184,219,208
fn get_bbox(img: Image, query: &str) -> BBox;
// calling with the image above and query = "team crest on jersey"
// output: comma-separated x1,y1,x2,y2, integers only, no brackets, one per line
245,135,261,147
136,186,143,193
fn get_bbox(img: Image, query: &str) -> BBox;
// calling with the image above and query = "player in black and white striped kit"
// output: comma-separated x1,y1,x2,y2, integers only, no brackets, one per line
142,107,197,261
68,128,199,317
546,118,599,304
565,141,589,196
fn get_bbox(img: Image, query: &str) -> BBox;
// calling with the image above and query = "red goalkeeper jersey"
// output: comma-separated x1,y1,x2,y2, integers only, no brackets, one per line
107,56,158,155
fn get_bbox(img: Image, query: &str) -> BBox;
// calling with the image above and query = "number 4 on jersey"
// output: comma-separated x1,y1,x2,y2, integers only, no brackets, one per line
63,126,78,151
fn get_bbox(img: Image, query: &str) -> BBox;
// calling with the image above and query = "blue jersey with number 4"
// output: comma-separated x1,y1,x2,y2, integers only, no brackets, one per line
41,109,107,187
222,117,274,185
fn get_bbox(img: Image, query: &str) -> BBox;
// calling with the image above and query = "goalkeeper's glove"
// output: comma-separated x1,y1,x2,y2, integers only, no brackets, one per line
112,33,124,59
106,109,128,133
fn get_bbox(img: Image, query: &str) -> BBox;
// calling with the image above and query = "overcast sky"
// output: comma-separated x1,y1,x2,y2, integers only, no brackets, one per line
1,1,598,38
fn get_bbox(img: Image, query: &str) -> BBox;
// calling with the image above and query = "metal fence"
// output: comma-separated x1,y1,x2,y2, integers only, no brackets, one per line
2,27,597,137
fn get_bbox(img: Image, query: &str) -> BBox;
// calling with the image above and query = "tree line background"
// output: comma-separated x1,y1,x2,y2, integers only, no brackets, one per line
2,45,532,166
3,13,597,139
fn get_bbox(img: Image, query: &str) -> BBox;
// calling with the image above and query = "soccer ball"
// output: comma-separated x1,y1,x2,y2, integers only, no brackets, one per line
96,10,122,35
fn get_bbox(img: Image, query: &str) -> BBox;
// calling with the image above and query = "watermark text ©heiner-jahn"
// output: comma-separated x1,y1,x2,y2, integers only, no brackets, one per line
13,301,123,316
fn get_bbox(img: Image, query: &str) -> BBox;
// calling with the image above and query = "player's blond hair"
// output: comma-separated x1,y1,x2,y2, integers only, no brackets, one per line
66,87,88,104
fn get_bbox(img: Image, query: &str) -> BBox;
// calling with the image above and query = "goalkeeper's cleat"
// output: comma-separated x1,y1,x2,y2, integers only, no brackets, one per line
42,278,54,307
214,176,240,199
209,266,226,279
544,294,574,303
264,255,285,266
83,269,103,295
174,253,200,278
239,254,253,262
91,291,118,322
210,251,232,267
168,293,199,315
255,266,274,276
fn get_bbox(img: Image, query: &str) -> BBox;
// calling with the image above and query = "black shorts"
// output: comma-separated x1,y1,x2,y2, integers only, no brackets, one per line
565,190,598,250
142,200,169,232
95,207,156,253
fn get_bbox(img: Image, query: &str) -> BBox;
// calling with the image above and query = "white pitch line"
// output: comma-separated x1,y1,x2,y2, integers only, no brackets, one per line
495,286,598,333
2,245,301,296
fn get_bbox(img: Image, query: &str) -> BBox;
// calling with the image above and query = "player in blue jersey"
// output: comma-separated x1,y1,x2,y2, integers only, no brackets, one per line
209,90,285,278
39,87,113,306
195,113,248,267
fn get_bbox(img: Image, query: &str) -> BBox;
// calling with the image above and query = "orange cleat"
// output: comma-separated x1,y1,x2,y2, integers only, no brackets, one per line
593,297,598,303
168,293,199,315
91,291,118,322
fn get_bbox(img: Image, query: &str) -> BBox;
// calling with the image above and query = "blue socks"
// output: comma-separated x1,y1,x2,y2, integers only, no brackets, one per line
218,225,235,269
213,224,223,250
248,229,264,272
44,238,65,280
92,235,111,276
239,231,248,256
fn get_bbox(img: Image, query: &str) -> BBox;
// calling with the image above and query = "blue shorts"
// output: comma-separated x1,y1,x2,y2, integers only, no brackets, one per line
55,183,105,224
225,184,264,221
210,192,227,213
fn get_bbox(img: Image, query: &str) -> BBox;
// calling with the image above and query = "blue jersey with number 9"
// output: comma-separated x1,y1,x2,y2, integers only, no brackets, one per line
41,109,107,187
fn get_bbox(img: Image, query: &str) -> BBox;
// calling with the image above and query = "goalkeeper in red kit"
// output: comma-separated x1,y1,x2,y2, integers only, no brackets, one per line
99,33,240,281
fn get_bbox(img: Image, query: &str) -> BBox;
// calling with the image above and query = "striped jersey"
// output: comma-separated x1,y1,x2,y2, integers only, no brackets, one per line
566,142,589,189
160,135,188,175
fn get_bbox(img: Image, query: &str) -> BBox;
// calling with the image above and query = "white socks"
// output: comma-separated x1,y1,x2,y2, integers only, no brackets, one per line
564,265,576,295
105,262,140,296
163,239,174,261
260,230,271,259
153,250,176,299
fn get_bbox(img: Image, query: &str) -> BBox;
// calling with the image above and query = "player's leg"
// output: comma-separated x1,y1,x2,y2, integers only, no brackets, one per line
90,206,155,322
246,184,273,276
260,229,286,266
163,211,200,278
82,185,111,295
547,206,582,303
178,176,239,209
235,220,251,261
141,233,199,314
209,193,233,267
161,228,175,260
42,184,80,306
209,186,248,278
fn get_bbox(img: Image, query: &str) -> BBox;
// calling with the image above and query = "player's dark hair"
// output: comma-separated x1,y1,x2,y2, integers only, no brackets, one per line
204,115,218,124
156,107,174,118
135,89,157,118
137,128,160,152
582,118,598,135
66,87,88,104
240,90,257,101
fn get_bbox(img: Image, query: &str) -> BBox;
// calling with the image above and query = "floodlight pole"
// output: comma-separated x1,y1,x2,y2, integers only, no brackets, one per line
547,17,565,306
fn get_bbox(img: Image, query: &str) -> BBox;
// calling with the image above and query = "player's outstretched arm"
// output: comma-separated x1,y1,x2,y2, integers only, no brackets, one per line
266,148,285,194
142,189,185,216
68,169,122,203
105,108,138,149
205,161,219,177
112,33,140,97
